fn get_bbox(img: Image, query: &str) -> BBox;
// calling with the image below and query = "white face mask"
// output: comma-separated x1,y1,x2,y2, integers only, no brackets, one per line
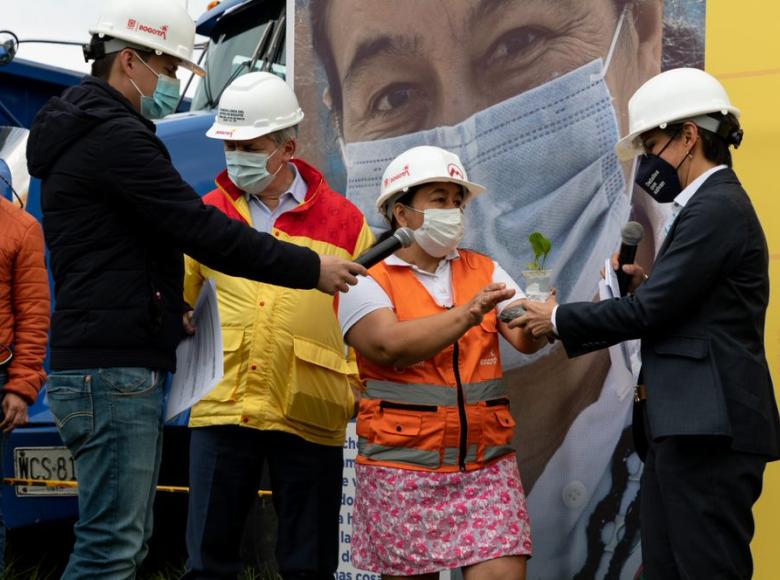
405,206,465,258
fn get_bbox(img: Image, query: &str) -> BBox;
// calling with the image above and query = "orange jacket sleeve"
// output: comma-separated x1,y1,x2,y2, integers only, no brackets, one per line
6,219,50,403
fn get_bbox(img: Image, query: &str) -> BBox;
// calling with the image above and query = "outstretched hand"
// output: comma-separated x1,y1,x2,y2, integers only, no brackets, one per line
509,291,559,339
465,283,516,326
318,254,368,295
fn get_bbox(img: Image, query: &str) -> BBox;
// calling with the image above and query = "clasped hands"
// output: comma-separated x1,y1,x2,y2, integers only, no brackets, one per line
508,252,648,340
507,291,558,340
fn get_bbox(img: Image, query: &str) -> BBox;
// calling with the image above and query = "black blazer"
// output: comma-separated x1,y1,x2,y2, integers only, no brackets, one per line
557,168,780,459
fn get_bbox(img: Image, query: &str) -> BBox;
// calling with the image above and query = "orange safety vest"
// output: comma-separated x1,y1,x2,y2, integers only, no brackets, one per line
355,249,516,473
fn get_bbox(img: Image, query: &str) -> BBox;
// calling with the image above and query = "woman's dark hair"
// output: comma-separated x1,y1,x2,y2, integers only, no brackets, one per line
658,113,743,168
374,187,419,244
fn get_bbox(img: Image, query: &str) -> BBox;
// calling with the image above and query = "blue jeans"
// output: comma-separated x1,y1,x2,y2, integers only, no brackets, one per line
47,368,165,579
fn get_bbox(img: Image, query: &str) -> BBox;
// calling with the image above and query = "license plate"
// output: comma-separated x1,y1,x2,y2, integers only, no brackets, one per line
14,446,77,496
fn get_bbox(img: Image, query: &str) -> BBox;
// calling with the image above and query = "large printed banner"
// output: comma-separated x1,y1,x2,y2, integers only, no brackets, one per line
289,0,779,577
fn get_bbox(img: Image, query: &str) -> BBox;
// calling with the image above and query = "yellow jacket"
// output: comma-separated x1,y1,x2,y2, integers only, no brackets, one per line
184,160,374,446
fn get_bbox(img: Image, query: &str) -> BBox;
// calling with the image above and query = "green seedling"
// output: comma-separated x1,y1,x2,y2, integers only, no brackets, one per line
527,231,552,271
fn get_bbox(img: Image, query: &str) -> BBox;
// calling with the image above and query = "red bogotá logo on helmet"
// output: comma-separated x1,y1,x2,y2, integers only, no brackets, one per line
447,163,464,180
127,19,137,30
383,164,411,187
134,22,169,40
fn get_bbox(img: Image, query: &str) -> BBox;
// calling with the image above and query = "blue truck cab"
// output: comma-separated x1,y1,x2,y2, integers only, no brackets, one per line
0,0,285,528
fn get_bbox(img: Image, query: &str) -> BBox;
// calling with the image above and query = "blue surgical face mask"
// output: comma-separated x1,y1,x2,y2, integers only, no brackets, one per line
342,12,629,365
225,148,281,194
129,52,181,120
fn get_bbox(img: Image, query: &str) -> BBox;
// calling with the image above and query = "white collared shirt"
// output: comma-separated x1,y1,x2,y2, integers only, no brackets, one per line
246,163,307,233
338,250,525,337
662,164,727,235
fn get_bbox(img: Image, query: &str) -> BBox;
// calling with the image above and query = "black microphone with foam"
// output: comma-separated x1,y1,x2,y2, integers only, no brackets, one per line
616,221,644,296
355,227,415,269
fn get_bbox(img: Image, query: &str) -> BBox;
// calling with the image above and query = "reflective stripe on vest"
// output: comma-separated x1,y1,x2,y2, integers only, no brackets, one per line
359,379,512,470
358,441,483,470
365,379,506,406
358,441,442,469
484,445,515,462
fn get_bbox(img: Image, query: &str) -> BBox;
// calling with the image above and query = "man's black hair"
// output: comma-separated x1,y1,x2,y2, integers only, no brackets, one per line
86,34,153,80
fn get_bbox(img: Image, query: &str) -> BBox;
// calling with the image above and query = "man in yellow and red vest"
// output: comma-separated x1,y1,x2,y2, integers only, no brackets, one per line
182,72,374,580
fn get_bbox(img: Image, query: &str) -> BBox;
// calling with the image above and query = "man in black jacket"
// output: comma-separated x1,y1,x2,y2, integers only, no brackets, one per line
25,1,364,578
514,68,780,579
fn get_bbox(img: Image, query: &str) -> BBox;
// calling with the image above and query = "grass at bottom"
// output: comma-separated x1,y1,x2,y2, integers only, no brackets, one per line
3,559,59,580
139,562,280,580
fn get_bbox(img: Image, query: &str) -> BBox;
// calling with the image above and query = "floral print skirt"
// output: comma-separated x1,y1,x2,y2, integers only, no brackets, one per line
351,454,532,575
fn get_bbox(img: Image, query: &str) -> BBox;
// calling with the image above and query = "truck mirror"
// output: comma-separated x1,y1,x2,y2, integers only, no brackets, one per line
0,31,19,66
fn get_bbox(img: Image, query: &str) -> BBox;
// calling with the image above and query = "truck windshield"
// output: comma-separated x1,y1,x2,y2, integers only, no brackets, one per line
191,19,286,112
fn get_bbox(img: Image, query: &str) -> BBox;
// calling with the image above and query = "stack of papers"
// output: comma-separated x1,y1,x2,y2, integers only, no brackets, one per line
166,280,224,420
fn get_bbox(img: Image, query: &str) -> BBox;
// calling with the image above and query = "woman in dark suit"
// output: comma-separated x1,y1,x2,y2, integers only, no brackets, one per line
515,67,780,579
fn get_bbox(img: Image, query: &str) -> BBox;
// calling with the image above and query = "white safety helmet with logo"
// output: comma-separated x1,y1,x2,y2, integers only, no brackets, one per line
206,72,304,141
88,0,205,76
376,145,486,221
615,67,741,160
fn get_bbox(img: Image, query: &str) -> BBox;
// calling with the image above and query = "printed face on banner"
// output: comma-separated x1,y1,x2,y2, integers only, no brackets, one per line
297,1,706,577
308,0,672,292
318,0,658,142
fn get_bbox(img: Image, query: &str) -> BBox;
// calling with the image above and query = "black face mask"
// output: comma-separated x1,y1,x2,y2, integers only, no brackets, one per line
634,133,690,204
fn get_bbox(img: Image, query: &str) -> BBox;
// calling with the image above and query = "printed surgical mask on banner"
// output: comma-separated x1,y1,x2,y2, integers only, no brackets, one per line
342,11,630,368
344,63,628,302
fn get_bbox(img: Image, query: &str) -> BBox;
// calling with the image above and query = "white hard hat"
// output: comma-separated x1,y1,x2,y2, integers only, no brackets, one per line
376,146,486,218
89,0,205,77
615,68,740,160
206,72,304,141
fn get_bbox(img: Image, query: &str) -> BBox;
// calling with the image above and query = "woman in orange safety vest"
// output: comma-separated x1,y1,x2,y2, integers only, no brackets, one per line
338,145,548,580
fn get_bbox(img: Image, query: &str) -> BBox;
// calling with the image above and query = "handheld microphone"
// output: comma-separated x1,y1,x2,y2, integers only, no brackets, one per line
616,221,644,296
355,227,415,269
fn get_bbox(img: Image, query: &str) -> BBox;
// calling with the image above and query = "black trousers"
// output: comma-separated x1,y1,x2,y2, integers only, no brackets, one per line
182,426,343,580
638,408,767,580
